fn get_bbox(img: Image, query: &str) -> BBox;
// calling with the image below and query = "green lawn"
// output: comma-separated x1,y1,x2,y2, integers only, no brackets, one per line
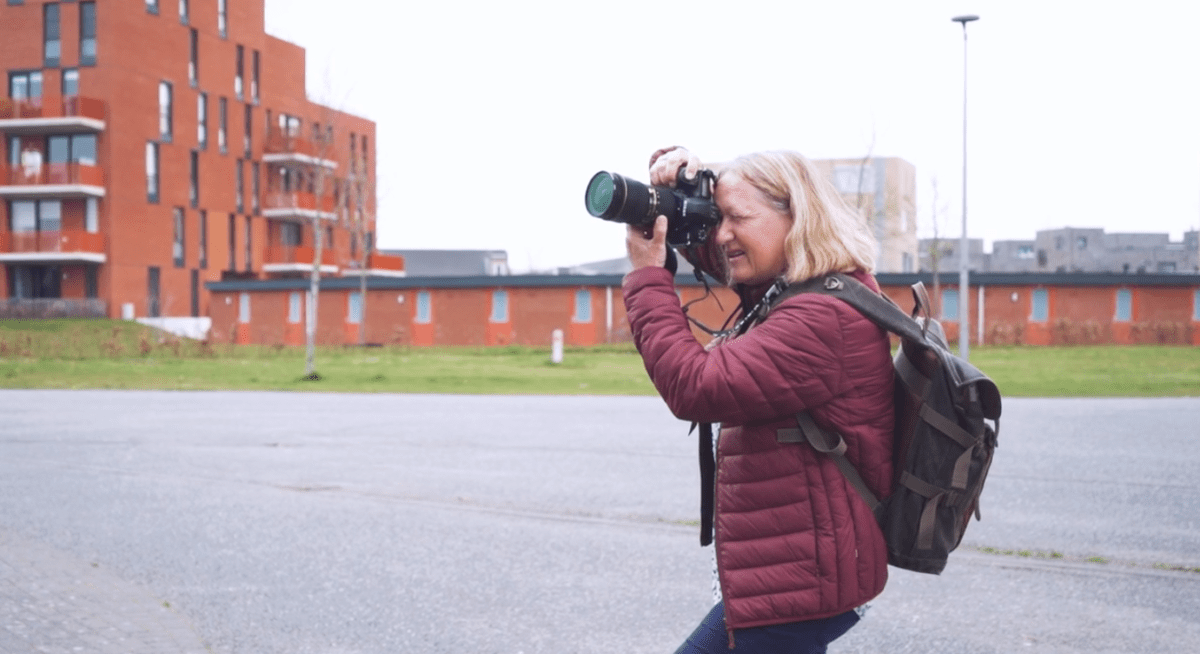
1,319,1198,397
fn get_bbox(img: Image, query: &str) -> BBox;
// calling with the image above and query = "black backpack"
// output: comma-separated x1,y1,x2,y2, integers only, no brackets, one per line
779,273,1002,575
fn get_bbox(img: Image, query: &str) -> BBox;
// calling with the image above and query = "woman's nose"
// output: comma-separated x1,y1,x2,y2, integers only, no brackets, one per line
714,220,732,245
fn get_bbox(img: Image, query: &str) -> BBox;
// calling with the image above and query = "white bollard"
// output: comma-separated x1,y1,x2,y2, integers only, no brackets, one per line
551,329,564,364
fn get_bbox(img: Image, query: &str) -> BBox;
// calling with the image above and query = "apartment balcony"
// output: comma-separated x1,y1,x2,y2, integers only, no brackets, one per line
263,191,337,220
262,132,338,169
0,230,107,263
0,163,106,198
341,251,407,278
262,244,338,274
0,96,106,134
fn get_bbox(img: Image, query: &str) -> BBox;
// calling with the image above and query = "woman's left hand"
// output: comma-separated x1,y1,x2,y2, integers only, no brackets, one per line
626,215,668,271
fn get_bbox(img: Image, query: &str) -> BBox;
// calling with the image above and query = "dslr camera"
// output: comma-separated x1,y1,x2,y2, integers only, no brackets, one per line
584,169,721,248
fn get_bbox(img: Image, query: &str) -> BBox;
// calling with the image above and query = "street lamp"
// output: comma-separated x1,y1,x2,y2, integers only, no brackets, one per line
952,14,978,360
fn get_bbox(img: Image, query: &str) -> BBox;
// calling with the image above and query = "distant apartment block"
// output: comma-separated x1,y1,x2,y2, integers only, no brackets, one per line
381,249,509,277
921,228,1200,274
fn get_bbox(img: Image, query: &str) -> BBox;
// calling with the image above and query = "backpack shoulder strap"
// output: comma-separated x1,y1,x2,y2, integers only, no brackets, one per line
774,274,929,344
785,412,882,517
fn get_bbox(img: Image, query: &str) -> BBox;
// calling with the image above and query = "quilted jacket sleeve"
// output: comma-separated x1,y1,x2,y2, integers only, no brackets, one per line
623,266,885,426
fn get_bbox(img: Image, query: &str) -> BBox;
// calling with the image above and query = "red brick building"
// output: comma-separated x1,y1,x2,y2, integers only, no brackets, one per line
206,272,1200,348
0,0,397,320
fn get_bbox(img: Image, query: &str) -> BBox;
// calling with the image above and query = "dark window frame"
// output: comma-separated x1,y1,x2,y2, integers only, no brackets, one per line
189,28,198,86
159,80,173,142
189,150,199,208
198,209,207,269
173,207,186,268
44,3,62,68
146,141,159,203
79,2,97,66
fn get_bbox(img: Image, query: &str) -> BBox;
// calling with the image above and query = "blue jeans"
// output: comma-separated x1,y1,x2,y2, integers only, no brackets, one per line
673,602,860,654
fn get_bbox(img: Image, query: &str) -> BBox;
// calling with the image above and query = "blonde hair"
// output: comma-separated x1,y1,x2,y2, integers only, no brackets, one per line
720,151,877,283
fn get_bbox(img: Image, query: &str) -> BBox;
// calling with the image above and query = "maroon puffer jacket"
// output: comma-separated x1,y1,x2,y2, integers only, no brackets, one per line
623,266,894,633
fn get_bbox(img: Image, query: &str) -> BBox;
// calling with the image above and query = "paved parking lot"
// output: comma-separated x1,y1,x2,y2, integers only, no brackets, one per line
1,391,1198,653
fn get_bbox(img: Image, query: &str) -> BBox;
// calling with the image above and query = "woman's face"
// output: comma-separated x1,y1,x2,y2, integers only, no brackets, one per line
713,174,792,286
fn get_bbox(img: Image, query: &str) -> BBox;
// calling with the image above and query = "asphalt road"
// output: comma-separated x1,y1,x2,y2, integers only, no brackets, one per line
1,391,1198,653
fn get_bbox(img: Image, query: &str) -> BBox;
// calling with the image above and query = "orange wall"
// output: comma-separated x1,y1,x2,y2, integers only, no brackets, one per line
206,279,1200,348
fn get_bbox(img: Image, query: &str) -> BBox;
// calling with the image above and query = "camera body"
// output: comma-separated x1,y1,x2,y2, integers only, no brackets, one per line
584,169,721,248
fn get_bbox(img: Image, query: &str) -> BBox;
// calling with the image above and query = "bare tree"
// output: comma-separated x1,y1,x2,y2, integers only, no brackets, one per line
302,114,338,378
345,140,374,345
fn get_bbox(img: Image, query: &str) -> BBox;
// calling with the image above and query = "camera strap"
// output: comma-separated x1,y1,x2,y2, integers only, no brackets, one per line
692,277,788,547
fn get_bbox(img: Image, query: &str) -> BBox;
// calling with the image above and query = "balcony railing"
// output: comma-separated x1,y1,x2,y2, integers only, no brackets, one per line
264,244,337,267
0,298,107,319
1,230,106,256
0,96,106,124
263,132,336,162
263,191,336,215
1,163,105,188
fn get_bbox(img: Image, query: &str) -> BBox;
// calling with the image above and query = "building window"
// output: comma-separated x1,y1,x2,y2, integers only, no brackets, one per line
251,162,260,214
146,0,158,15
243,104,252,157
198,209,207,269
1157,262,1177,273
227,213,236,270
85,267,98,299
9,71,43,100
79,2,96,66
490,290,508,323
238,292,250,323
280,221,301,246
44,3,61,68
173,207,185,267
217,0,226,37
188,28,198,86
197,93,207,149
9,200,62,233
85,198,98,232
361,135,369,175
148,267,161,317
415,291,432,324
573,289,592,323
1016,245,1035,259
158,81,173,142
288,291,302,324
145,142,159,202
235,159,244,213
1077,236,1088,250
1115,289,1132,322
251,50,260,103
1031,289,1049,322
941,289,959,320
189,150,199,207
235,45,244,100
178,0,187,24
47,134,95,165
61,68,78,96
348,292,363,325
243,215,252,272
1194,290,1200,322
218,97,228,154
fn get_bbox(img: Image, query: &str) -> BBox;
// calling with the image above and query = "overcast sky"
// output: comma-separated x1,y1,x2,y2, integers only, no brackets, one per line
265,0,1200,273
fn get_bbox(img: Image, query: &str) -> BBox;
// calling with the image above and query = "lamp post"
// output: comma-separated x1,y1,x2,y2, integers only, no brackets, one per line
952,14,978,360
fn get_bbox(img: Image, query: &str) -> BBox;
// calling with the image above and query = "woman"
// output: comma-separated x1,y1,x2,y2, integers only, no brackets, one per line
623,147,895,653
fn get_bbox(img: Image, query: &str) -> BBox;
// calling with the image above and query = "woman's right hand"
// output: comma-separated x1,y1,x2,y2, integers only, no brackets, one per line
648,146,704,187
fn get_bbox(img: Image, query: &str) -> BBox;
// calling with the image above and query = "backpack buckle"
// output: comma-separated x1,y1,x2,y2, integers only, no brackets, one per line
824,276,844,291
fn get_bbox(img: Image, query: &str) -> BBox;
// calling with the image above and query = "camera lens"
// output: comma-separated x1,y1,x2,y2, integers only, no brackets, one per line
585,172,618,218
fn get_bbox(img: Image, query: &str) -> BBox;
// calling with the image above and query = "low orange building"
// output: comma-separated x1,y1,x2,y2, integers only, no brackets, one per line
206,272,1200,348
